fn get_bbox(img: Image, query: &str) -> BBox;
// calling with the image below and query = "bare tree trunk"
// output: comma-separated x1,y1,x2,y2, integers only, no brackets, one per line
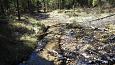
98,0,102,13
46,0,48,12
0,0,5,16
16,0,21,20
61,0,64,9
58,0,61,9
27,0,32,13
73,0,75,11
37,1,41,13
43,0,46,12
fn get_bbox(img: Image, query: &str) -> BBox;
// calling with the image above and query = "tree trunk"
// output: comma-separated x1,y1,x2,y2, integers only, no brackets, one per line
37,1,41,13
46,0,48,12
0,0,5,16
28,0,30,13
43,0,46,12
98,0,102,13
16,0,21,20
73,0,75,11
61,0,64,9
58,0,61,9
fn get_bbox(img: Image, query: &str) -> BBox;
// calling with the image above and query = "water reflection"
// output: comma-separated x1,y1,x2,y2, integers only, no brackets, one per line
19,38,54,65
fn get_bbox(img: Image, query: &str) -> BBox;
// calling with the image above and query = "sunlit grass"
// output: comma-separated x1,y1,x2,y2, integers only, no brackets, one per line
20,34,37,43
10,19,44,48
106,23,115,34
0,15,46,65
10,21,33,30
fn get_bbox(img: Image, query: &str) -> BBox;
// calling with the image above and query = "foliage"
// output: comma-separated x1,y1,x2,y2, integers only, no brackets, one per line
92,0,98,7
0,0,114,65
0,0,114,17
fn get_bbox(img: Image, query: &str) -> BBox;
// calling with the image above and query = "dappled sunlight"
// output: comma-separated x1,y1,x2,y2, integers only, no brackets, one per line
10,21,33,31
0,0,115,65
20,35,37,43
0,16,46,65
22,22,115,65
106,24,115,34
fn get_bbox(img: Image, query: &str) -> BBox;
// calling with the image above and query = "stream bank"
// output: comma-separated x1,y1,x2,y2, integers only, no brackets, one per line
19,22,115,65
19,11,115,65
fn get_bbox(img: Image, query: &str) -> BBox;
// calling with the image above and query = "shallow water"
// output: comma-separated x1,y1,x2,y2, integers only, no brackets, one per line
19,37,55,65
19,52,54,65
19,13,115,65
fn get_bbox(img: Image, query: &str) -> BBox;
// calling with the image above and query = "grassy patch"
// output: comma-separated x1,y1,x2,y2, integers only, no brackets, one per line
106,23,115,34
0,17,45,65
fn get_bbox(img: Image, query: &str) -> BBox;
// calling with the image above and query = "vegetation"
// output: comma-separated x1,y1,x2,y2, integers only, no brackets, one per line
0,0,115,65
0,0,115,19
0,16,46,65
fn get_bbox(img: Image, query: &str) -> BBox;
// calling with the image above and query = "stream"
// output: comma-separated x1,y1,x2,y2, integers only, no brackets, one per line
19,13,115,65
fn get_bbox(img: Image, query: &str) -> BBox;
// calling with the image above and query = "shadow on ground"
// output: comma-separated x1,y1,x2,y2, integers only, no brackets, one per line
19,52,54,65
31,13,49,20
0,18,53,65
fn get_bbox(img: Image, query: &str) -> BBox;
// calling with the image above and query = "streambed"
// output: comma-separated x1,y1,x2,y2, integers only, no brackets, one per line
19,22,115,65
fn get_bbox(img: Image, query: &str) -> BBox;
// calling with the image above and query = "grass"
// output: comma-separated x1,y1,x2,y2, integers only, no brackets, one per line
0,9,114,65
106,23,115,34
0,16,46,65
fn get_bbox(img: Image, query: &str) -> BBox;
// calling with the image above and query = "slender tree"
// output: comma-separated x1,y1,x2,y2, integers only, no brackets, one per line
0,0,5,16
16,0,21,20
37,0,42,13
43,0,46,12
58,0,61,9
27,0,31,13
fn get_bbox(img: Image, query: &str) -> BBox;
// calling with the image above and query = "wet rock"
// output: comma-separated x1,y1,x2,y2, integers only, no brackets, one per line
69,29,76,37
36,38,48,52
81,36,95,43
107,34,115,43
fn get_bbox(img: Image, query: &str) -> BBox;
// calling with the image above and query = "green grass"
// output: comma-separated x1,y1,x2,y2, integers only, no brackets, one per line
0,16,45,65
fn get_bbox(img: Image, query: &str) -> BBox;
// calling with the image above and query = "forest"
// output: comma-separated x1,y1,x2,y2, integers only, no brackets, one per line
0,0,115,65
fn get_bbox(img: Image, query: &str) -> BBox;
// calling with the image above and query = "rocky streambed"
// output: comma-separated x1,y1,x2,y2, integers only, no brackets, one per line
19,22,115,65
